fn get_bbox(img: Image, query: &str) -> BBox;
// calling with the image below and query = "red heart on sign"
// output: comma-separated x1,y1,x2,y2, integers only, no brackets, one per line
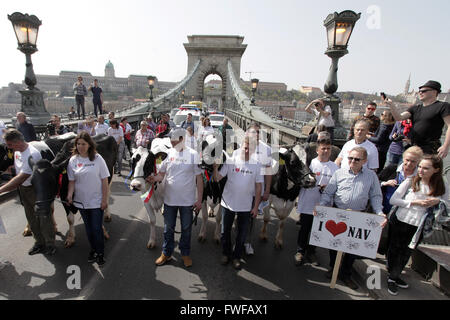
77,163,83,168
325,220,347,237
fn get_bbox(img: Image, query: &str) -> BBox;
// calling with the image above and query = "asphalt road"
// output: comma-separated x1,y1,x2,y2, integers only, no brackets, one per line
0,173,373,300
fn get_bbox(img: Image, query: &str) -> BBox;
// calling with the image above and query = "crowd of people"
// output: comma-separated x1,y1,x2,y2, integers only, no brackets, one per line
0,79,449,298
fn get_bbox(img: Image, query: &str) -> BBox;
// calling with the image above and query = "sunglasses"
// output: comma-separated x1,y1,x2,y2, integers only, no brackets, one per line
367,107,376,111
418,89,433,94
348,157,363,162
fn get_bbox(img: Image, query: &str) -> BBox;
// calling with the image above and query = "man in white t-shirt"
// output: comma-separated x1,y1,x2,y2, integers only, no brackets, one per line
244,123,273,255
305,99,335,142
0,129,56,256
147,128,203,268
213,135,263,270
295,138,338,266
335,119,379,171
95,115,109,135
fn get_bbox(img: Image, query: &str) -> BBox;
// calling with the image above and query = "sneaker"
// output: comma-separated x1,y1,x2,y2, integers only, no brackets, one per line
306,252,320,266
44,245,56,256
155,253,172,266
88,250,97,263
232,259,242,270
342,277,359,290
294,252,305,266
221,255,230,265
395,277,409,289
387,279,398,295
96,254,106,267
181,256,192,268
244,243,254,255
28,244,44,255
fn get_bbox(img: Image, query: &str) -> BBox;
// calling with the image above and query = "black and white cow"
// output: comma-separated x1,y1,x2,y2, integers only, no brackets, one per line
129,138,171,249
260,145,316,249
29,133,118,247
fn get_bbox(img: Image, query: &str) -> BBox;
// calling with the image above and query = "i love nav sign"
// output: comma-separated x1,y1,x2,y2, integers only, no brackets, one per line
309,206,385,259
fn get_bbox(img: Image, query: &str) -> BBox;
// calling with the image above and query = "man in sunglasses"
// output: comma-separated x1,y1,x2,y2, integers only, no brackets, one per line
348,102,380,140
319,146,385,290
386,80,450,158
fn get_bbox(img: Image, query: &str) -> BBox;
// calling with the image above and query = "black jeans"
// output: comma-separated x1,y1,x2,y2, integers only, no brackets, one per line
93,100,103,117
329,250,357,279
386,213,418,280
296,213,316,255
76,95,85,119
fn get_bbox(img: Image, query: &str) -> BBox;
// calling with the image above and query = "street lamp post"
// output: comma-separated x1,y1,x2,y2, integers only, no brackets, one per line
322,10,360,140
251,78,259,106
147,75,156,102
8,12,50,126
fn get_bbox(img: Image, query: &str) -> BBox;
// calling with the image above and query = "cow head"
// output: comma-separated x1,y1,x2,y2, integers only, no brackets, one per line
29,157,66,216
275,145,316,188
130,138,171,192
0,144,14,172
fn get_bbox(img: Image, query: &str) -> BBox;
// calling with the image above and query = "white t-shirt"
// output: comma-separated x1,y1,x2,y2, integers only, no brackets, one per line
200,126,215,141
14,144,42,187
67,154,110,209
159,146,203,206
314,105,335,128
107,127,123,143
250,141,272,195
338,139,379,170
220,151,264,212
0,121,6,144
95,123,109,135
297,158,339,214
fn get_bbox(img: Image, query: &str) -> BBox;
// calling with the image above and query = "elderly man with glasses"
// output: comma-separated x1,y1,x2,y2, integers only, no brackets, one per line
386,80,450,158
318,146,385,290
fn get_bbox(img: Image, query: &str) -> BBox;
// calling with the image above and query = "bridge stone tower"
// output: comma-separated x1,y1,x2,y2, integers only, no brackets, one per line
184,35,247,111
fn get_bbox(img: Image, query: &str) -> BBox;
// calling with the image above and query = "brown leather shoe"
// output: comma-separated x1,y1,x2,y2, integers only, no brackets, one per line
181,256,192,268
155,253,172,266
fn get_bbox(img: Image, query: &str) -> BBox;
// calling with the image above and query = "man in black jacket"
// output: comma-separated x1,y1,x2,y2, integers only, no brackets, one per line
15,112,36,142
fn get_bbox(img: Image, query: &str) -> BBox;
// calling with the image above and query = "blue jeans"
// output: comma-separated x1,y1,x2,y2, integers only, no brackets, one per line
79,208,104,255
221,207,251,260
163,204,193,257
385,152,402,168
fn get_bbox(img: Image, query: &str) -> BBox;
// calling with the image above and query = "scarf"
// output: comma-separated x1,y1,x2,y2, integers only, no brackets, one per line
401,120,412,136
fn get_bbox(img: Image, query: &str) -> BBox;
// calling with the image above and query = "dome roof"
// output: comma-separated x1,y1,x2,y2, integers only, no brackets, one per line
105,60,114,68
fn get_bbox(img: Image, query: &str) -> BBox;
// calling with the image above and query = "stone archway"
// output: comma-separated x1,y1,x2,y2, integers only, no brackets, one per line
183,35,247,111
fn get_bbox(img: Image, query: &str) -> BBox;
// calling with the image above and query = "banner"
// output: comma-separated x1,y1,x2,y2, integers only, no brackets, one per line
309,206,384,259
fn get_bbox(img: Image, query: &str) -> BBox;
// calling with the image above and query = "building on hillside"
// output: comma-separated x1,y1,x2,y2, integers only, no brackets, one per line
299,86,323,98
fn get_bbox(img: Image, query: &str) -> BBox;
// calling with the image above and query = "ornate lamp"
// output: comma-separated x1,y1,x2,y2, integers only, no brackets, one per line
147,75,156,102
8,12,50,126
322,10,360,141
251,78,259,106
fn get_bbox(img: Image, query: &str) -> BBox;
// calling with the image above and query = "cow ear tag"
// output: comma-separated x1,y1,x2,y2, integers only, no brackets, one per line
7,150,13,159
156,158,162,165
279,158,285,165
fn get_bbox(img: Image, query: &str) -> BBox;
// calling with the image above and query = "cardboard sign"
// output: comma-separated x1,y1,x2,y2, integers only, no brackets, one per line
309,206,384,259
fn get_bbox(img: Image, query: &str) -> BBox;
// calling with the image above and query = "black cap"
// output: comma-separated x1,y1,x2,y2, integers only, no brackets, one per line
419,80,441,93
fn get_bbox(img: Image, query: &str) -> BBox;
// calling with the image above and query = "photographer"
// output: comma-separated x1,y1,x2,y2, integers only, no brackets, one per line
386,119,412,167
305,99,335,142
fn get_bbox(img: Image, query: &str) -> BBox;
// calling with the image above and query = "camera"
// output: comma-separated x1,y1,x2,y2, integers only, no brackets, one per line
392,133,405,142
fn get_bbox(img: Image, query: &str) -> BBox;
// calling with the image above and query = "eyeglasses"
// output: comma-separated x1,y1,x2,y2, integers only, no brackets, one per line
348,157,363,162
418,89,433,94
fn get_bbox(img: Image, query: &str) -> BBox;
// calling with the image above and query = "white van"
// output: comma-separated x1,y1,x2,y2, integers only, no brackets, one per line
209,112,225,128
173,108,202,127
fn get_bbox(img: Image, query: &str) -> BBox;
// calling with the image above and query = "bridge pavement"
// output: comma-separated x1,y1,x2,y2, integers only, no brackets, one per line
1,170,376,300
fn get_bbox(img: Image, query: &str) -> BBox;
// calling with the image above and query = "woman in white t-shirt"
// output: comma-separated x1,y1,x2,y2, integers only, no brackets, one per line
213,135,263,270
67,132,110,266
199,117,215,142
107,119,125,176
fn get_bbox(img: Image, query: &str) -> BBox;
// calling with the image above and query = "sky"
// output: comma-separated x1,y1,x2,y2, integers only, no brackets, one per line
0,0,449,96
